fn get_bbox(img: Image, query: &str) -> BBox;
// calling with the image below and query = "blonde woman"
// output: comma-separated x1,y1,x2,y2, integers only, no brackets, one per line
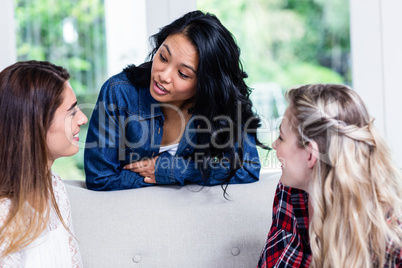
258,84,402,267
0,61,87,267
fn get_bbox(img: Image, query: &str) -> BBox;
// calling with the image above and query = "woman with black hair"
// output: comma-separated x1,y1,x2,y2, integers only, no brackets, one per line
84,10,267,191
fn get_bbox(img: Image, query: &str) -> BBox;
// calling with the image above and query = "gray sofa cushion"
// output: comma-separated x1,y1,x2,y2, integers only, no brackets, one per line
65,171,280,268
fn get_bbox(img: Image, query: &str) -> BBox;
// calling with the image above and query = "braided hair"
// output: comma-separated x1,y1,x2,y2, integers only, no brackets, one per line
286,84,402,267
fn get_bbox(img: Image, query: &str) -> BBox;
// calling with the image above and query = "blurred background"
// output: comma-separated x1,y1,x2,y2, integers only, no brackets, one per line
1,0,400,179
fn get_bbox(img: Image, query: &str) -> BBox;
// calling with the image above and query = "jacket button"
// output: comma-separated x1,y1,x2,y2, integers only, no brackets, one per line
158,128,161,134
132,255,141,263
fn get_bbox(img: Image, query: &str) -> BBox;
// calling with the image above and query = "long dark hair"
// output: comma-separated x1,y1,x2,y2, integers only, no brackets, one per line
0,60,70,257
124,10,268,188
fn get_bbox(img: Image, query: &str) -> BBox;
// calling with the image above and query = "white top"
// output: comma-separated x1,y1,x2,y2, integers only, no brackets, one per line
0,172,83,268
159,143,179,156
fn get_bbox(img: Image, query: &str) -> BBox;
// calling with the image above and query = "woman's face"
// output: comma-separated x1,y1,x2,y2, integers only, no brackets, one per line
150,33,199,108
47,81,88,164
272,108,313,192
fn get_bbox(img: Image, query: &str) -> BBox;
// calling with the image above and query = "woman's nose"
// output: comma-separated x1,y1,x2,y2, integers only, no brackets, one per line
77,109,88,126
272,139,278,150
159,68,172,84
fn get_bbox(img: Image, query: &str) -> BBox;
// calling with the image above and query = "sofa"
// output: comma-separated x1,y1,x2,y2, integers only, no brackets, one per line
64,170,281,268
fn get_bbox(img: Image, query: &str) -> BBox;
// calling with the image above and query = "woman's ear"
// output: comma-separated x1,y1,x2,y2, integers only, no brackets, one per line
305,141,318,169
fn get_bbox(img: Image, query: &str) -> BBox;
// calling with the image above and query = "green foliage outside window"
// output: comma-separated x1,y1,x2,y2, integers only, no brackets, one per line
198,0,351,169
197,0,350,88
14,0,351,177
14,0,107,179
15,0,107,95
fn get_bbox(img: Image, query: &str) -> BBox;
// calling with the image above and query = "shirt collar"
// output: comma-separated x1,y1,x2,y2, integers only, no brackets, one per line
138,86,163,120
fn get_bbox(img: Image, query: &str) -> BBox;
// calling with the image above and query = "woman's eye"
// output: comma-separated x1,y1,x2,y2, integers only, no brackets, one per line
278,135,283,141
179,71,189,79
159,53,167,62
71,109,77,116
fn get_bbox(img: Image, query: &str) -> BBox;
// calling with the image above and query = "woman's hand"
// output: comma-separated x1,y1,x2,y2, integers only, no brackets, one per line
123,156,159,184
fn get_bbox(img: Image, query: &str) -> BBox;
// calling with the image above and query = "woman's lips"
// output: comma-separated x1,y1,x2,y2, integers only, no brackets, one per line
153,81,169,95
72,133,79,142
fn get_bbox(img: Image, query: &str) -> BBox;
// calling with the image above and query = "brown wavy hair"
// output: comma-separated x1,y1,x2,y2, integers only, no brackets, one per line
0,61,70,257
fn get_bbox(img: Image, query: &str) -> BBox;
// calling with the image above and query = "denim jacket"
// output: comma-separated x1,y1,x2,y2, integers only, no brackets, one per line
84,72,261,190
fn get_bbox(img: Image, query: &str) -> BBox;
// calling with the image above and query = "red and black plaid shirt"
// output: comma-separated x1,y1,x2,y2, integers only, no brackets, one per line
257,182,402,268
257,182,311,268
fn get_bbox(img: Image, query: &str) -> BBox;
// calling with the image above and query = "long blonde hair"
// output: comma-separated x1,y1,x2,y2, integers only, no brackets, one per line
286,84,402,267
0,61,70,257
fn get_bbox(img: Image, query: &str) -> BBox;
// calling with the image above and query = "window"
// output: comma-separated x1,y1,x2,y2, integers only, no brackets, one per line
14,0,108,179
11,0,351,177
197,0,351,171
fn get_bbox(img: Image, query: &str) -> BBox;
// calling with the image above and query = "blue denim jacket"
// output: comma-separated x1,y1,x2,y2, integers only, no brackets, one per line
84,72,261,190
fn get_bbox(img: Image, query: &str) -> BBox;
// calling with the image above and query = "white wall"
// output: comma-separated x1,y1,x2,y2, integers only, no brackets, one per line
104,0,148,76
0,0,17,71
350,0,402,167
145,0,197,38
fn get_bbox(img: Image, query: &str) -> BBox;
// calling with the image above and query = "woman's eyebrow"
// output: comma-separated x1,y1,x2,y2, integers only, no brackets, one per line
162,44,171,55
182,63,196,74
279,123,284,136
67,101,77,112
162,44,196,73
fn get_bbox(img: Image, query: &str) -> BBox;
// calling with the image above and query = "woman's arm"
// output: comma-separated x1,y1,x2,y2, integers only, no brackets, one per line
84,77,153,191
154,132,261,186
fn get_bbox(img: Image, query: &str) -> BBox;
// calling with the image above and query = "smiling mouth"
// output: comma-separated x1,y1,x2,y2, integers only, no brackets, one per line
156,82,168,92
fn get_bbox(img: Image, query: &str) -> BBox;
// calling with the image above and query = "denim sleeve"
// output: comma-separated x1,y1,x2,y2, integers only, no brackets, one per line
84,79,152,191
154,133,261,186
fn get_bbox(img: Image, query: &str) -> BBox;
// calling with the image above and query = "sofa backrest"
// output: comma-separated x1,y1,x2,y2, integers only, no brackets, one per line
64,171,280,268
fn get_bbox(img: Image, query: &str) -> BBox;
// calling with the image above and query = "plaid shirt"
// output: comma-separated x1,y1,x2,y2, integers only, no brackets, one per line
257,182,311,268
383,245,402,268
257,183,402,268
383,220,402,268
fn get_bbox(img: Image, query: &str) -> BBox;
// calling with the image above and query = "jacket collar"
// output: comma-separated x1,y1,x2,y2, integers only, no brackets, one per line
138,86,163,120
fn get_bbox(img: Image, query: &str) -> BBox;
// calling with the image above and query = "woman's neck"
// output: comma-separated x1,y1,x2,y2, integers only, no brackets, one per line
308,195,314,221
160,103,193,146
48,159,54,170
162,102,192,120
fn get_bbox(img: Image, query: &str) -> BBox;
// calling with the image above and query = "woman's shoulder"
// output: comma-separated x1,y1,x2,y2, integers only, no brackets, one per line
99,71,144,104
108,71,132,86
0,198,12,224
50,172,71,225
51,171,67,196
102,71,137,93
